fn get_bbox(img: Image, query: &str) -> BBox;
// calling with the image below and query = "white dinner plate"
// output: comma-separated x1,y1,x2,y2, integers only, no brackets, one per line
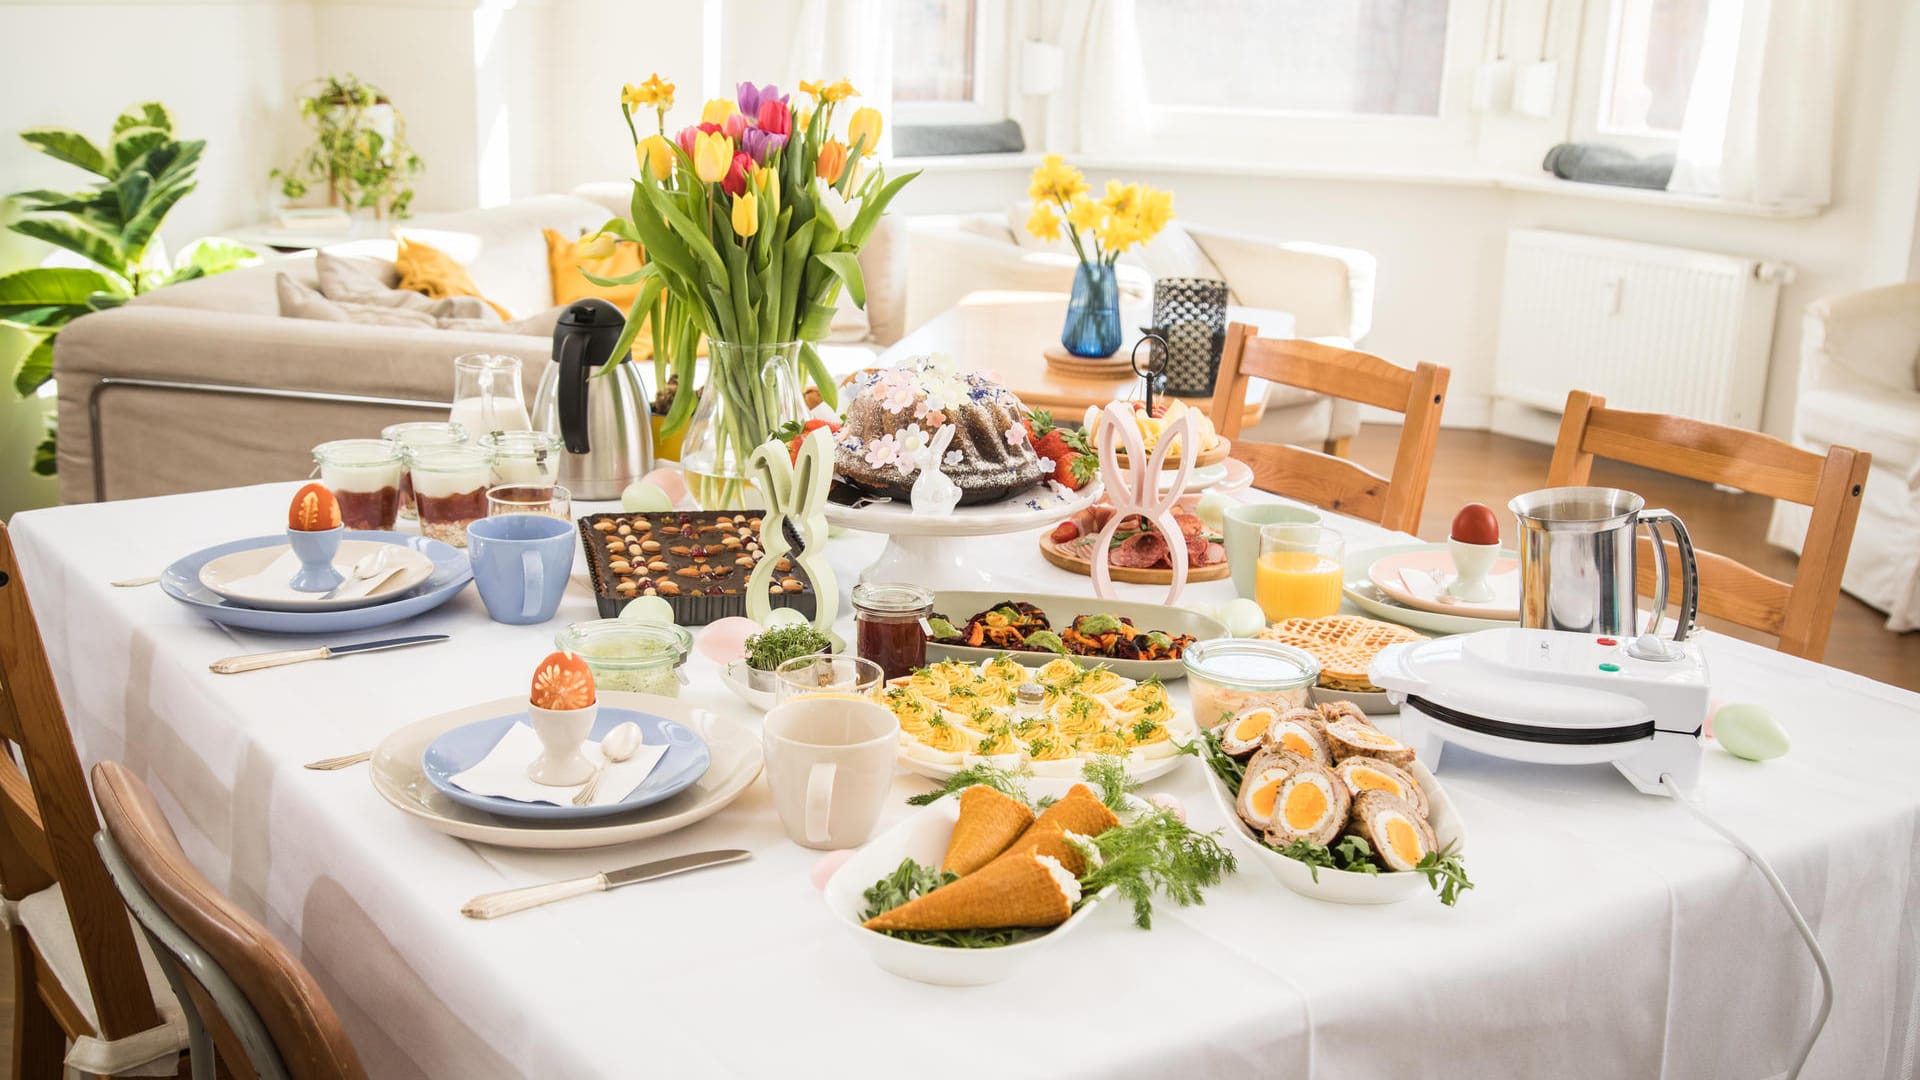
1344,544,1518,636
897,741,1191,785
369,692,761,850
198,540,434,612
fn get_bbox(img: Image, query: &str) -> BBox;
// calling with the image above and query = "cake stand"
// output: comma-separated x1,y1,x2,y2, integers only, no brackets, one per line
824,482,1103,588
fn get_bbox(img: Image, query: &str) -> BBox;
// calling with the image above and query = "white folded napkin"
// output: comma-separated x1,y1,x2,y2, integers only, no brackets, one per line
224,549,407,603
1398,566,1520,609
448,722,669,808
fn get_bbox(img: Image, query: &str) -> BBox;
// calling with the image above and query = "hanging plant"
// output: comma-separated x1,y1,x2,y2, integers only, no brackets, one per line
272,74,424,219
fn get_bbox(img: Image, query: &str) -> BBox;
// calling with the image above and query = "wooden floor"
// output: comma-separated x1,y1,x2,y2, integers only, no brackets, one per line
1349,425,1920,692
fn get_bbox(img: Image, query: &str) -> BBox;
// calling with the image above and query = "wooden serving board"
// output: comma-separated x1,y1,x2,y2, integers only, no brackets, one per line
1038,531,1232,585
1110,435,1233,470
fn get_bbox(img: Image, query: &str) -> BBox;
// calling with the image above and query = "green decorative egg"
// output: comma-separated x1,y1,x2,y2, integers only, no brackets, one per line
620,481,674,513
1714,703,1789,761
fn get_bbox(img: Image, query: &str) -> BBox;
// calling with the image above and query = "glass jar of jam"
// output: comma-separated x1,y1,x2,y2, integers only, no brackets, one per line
852,582,935,681
382,421,469,520
311,439,405,531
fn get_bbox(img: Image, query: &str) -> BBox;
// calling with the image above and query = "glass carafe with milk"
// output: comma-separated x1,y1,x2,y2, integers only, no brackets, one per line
451,353,532,438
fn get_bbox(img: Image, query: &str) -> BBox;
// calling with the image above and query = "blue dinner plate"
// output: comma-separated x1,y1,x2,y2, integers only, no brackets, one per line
161,531,471,634
420,707,711,822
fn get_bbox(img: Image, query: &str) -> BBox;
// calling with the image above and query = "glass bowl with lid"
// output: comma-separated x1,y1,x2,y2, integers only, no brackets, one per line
555,620,694,698
1181,637,1321,729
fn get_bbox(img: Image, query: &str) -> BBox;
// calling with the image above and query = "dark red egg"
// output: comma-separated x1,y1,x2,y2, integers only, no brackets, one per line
1450,503,1500,546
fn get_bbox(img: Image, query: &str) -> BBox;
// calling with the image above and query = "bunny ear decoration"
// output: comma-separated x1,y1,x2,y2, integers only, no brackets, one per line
1086,402,1191,605
1142,410,1199,518
746,429,838,630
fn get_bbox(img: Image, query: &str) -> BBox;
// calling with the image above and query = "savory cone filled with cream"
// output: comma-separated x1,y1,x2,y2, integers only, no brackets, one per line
941,785,1036,876
863,851,1081,932
1003,784,1120,854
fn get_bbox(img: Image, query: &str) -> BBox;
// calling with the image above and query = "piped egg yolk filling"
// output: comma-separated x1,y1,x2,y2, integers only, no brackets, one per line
1276,726,1315,757
1384,816,1424,866
1283,781,1330,831
1248,775,1285,819
1351,768,1403,797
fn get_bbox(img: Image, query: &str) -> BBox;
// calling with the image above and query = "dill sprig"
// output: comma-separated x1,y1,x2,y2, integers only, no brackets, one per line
904,760,1033,806
1080,754,1139,812
1077,809,1237,928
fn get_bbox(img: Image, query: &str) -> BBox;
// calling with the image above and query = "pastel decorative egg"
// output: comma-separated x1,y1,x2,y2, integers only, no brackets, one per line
618,595,676,626
530,651,596,710
287,483,342,531
1195,491,1235,532
696,616,760,665
761,607,809,629
640,467,688,506
620,481,674,513
1713,703,1789,761
1219,598,1267,638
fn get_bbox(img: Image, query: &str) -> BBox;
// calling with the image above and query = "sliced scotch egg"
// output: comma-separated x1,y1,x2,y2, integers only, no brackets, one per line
1234,751,1305,832
1218,704,1282,758
1349,791,1438,871
1316,700,1371,727
1333,756,1429,819
1323,717,1416,767
1264,708,1332,765
1260,761,1351,847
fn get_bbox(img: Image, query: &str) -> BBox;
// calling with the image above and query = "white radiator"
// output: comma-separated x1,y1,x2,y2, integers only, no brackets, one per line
1494,229,1788,429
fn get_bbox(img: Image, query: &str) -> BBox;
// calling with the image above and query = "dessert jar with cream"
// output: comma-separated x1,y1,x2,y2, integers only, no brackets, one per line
311,439,405,531
382,421,469,520
408,445,495,546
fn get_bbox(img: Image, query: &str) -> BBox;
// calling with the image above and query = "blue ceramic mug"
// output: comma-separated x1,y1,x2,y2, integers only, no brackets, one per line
466,514,574,625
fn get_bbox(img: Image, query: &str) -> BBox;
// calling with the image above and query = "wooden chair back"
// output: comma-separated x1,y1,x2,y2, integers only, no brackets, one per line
0,521,167,1042
1208,326,1449,533
1547,390,1870,660
92,761,368,1080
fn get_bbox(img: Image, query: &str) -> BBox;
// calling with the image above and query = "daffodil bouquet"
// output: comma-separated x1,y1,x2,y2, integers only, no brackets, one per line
1024,156,1173,357
600,74,917,506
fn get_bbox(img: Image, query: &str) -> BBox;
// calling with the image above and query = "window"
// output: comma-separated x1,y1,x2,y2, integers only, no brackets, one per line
1598,0,1710,135
1135,0,1453,117
892,0,1006,125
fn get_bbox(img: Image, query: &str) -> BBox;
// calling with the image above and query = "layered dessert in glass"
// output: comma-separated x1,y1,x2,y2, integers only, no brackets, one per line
311,439,405,530
408,445,494,546
482,429,565,486
382,421,469,520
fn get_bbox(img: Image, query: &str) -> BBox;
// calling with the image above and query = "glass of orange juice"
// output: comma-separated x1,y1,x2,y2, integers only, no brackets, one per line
1256,523,1345,621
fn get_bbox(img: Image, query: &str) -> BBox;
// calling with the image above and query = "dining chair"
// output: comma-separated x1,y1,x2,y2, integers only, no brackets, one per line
1547,390,1871,661
0,521,188,1078
91,761,368,1080
1207,325,1449,535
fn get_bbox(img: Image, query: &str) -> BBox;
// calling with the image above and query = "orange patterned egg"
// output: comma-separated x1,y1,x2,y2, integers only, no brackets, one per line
530,651,596,710
287,483,342,531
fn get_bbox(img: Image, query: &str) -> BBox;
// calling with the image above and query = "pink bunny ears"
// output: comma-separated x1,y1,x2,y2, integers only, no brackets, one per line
1088,402,1200,604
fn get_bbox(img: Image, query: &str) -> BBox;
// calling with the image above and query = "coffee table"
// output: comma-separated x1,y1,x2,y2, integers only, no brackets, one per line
879,291,1295,424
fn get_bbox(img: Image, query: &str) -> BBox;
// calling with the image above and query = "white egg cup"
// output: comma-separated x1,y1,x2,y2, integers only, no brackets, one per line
1445,538,1500,603
525,700,598,786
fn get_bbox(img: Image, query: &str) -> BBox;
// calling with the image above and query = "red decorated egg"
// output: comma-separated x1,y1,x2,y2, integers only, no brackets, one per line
1450,503,1500,546
287,483,342,531
530,651,596,710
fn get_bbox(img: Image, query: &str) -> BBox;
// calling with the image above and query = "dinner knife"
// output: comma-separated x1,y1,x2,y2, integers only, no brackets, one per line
208,634,449,674
461,849,753,920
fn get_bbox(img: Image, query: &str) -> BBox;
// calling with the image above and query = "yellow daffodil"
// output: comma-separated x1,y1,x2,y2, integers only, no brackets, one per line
1065,195,1104,233
1097,214,1141,253
1098,179,1141,218
701,97,737,124
693,130,733,184
731,191,759,237
1026,201,1062,243
578,232,618,260
847,107,883,157
801,78,857,104
637,72,674,110
1028,154,1087,203
620,83,645,109
816,139,848,183
636,134,674,181
1138,185,1174,236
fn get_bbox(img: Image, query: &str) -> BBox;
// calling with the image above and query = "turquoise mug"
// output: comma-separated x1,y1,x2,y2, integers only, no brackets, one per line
466,514,574,625
1224,503,1322,598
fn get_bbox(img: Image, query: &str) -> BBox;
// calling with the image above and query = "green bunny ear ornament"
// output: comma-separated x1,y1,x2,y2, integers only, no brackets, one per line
746,428,837,630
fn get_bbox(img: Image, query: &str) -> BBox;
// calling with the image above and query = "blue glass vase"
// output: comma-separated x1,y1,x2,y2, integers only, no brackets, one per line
1061,261,1123,358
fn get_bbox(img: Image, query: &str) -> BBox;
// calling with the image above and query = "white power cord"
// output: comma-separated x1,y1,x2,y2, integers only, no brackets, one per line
1660,774,1833,1079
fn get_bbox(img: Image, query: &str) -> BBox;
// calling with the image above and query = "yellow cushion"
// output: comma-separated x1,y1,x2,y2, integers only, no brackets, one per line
544,228,644,308
394,237,512,321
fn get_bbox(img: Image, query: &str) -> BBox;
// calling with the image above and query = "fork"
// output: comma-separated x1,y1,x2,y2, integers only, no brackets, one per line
303,750,372,771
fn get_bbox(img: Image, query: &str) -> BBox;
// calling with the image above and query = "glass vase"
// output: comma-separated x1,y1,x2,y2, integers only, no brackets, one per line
678,340,807,510
1061,261,1124,358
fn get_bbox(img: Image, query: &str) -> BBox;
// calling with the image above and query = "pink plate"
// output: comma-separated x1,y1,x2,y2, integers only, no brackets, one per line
1368,545,1521,619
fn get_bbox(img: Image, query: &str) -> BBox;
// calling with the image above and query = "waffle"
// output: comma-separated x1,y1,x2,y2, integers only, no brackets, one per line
1258,615,1426,692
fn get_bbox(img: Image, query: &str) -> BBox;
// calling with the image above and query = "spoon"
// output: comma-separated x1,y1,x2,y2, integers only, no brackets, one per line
322,548,395,600
572,721,642,806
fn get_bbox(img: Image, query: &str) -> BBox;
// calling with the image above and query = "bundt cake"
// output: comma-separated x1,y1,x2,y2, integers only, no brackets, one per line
834,354,1049,505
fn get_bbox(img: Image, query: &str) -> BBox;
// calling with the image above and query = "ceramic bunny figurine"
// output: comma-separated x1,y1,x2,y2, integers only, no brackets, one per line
909,424,962,517
1088,403,1199,604
746,428,837,630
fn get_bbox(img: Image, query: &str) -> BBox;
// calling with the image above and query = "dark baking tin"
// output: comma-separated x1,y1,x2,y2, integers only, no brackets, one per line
577,512,817,625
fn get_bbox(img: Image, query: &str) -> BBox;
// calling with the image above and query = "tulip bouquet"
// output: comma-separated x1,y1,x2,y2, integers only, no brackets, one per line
1022,155,1174,357
602,74,916,508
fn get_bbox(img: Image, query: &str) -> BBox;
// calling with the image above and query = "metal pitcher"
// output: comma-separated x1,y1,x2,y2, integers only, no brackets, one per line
533,298,652,500
1508,487,1699,642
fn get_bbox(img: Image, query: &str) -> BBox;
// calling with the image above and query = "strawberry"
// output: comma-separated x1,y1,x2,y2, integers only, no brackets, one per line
777,418,840,463
1026,409,1098,490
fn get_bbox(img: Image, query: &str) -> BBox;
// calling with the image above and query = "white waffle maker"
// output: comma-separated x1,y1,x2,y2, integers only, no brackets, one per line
1368,627,1706,796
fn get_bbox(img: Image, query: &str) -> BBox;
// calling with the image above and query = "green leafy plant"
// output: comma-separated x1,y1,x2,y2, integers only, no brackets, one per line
272,75,423,219
2,101,255,473
741,624,833,671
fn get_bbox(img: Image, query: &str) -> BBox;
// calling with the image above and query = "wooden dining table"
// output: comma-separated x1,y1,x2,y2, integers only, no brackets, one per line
9,481,1919,1079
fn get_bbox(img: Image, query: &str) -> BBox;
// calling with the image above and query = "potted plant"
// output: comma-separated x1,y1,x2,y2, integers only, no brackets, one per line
1023,156,1174,358
0,102,256,475
272,74,423,220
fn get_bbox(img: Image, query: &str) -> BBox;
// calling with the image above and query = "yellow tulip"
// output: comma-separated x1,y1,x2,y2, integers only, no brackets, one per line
847,107,883,157
797,107,814,133
637,134,674,181
731,191,759,237
579,232,618,260
693,130,733,184
1026,201,1062,244
752,165,779,215
701,97,738,124
816,139,848,183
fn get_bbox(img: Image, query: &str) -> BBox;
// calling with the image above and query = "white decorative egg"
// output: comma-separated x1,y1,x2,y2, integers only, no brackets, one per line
620,481,673,513
618,595,676,626
760,606,810,629
1219,598,1267,638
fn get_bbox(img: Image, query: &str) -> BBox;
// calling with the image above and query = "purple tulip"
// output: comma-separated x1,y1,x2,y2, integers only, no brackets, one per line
740,127,789,165
736,82,786,119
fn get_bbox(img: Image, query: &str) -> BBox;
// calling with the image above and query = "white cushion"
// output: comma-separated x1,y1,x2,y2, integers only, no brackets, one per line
1795,384,1920,474
16,883,188,1077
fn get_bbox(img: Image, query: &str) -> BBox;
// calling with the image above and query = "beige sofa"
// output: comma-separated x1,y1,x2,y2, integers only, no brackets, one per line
54,192,904,504
905,208,1377,451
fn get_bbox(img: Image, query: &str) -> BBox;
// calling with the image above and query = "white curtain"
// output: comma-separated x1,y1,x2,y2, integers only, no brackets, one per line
785,0,894,157
1041,0,1153,155
1668,0,1839,208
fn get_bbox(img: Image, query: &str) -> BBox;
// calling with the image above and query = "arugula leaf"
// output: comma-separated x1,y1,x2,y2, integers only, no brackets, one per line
1416,842,1474,907
1270,838,1337,882
1080,755,1139,812
1331,835,1382,875
860,858,1029,948
1078,810,1237,929
904,761,1033,806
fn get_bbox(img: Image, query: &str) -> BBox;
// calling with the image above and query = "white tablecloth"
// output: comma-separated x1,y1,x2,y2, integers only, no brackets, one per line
12,482,1920,1079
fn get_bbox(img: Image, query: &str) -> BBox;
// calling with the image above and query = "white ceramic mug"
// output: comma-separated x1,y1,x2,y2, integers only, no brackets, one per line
762,695,898,850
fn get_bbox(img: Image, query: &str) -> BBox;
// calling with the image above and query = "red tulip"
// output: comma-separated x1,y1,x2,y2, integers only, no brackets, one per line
722,151,752,196
757,99,792,136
